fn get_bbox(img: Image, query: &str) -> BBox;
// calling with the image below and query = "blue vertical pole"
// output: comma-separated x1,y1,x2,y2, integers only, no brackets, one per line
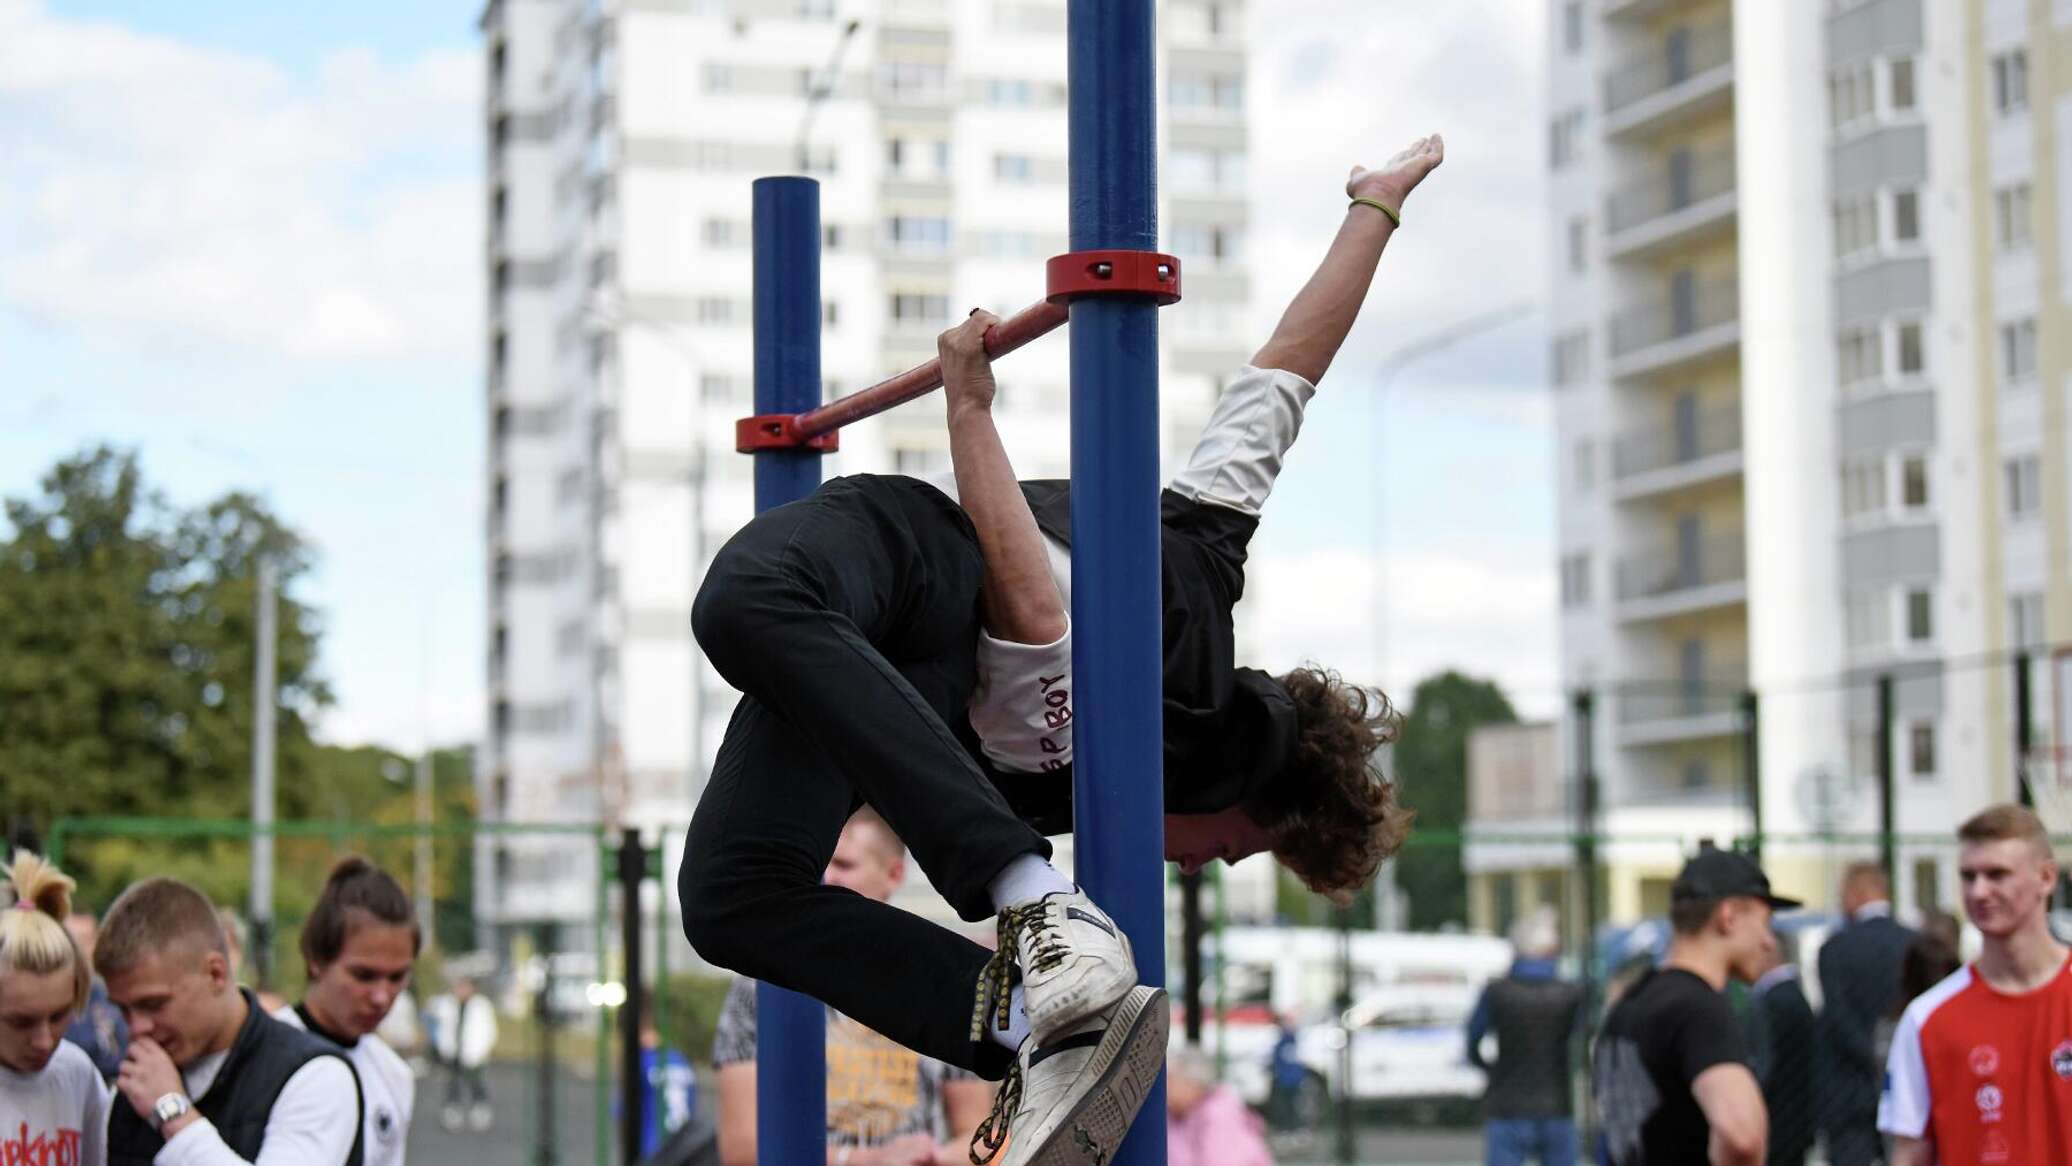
1065,2,1166,1161
749,174,827,1163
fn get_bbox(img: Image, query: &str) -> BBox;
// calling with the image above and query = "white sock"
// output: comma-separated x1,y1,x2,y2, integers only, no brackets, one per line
986,984,1032,1052
987,853,1074,913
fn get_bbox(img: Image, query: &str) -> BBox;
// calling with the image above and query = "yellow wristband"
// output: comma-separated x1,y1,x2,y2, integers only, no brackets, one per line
1350,197,1401,227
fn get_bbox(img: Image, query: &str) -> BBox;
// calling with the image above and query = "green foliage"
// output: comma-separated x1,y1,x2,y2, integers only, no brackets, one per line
1390,670,1517,931
655,971,736,1064
1,446,328,837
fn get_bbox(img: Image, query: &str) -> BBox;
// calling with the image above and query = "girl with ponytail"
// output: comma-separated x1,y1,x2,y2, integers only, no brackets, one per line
1,849,110,1164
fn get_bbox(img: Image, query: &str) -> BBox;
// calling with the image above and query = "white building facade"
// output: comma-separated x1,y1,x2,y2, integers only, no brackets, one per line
480,0,1255,936
1500,0,2072,925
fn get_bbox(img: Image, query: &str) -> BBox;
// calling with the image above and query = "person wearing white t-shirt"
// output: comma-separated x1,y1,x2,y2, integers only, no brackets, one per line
96,876,361,1165
1,850,110,1166
276,858,419,1166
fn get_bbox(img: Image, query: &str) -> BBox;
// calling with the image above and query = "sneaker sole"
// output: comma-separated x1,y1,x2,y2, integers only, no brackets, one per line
1013,985,1169,1166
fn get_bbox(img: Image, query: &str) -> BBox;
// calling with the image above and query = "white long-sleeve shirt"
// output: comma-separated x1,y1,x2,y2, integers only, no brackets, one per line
151,1051,358,1166
275,1006,414,1166
928,364,1315,772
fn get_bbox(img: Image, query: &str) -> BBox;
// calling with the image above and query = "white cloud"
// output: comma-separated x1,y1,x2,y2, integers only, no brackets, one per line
0,0,482,367
1241,543,1561,720
1249,0,1548,385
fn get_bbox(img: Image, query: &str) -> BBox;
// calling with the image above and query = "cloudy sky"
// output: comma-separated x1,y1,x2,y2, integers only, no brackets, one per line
0,0,1557,751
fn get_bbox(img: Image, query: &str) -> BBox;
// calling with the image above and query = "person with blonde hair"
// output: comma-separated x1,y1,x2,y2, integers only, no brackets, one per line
1,850,110,1166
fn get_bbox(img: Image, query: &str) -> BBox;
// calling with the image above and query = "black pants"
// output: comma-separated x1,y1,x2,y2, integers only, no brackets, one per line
444,1062,489,1108
680,475,1052,1080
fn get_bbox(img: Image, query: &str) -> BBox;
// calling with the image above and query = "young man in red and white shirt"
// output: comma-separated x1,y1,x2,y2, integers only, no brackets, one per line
1878,804,2072,1164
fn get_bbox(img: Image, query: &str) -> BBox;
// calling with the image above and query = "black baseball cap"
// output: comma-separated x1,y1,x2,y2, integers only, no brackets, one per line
1670,848,1803,911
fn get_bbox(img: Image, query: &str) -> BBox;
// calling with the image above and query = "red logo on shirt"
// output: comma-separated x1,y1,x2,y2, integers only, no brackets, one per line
1981,1130,2011,1163
1976,1083,2004,1122
2,1123,84,1166
1970,1045,2001,1075
2052,1040,2072,1080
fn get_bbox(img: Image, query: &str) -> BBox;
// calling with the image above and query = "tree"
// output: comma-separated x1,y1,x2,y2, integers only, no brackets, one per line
0,446,328,860
1390,670,1517,931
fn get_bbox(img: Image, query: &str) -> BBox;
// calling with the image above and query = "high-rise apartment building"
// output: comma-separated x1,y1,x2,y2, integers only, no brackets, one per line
479,0,1252,934
1469,0,2072,928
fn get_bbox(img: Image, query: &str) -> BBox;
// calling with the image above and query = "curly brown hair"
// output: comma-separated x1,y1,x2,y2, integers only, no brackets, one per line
1243,665,1413,904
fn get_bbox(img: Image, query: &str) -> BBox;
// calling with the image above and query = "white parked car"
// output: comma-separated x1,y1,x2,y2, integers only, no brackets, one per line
1286,982,1484,1120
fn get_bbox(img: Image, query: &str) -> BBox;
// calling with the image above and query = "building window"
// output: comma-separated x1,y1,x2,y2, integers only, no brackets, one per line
1838,326,1884,386
2010,591,2045,649
1846,591,1891,651
1168,73,1244,113
1906,588,1934,643
1909,721,1936,779
1567,216,1588,275
994,153,1036,183
1549,108,1585,169
1561,1,1584,52
1841,458,1888,519
700,373,736,403
885,215,952,254
1995,183,2034,252
893,447,949,475
1830,63,1874,130
880,61,949,102
889,292,950,328
703,217,742,248
1896,321,1925,376
1553,330,1589,387
1993,49,2029,117
1834,195,1878,261
821,300,839,328
1888,57,1916,112
1573,439,1596,492
696,297,736,326
1560,553,1591,608
1900,453,1930,510
2005,454,2042,519
2001,317,2039,384
822,223,844,251
1891,189,1920,243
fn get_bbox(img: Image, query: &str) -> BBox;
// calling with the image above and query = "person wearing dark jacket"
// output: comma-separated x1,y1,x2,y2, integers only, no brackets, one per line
1467,908,1585,1166
1743,935,1816,1166
96,875,363,1166
1816,863,1914,1166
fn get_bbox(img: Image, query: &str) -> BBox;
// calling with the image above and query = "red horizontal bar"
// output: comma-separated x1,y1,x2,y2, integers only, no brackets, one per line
788,299,1070,440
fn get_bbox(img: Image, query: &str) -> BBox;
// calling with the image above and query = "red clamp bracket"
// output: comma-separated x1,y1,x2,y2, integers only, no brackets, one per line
735,414,840,453
1045,250,1182,306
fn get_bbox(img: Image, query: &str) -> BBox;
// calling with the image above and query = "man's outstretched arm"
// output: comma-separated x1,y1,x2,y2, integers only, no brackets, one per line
1251,134,1444,385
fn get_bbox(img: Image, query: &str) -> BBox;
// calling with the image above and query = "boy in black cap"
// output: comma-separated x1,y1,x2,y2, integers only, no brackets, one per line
1591,846,1799,1166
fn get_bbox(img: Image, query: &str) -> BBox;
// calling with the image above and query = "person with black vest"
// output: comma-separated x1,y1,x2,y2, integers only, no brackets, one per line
1816,861,1913,1166
1466,907,1585,1166
680,134,1445,1164
95,875,363,1166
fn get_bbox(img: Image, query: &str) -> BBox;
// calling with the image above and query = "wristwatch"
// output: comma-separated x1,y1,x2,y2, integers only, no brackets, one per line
149,1092,193,1131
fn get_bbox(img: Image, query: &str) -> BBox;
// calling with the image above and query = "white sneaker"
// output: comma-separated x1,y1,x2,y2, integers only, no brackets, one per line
467,1103,494,1131
969,985,1168,1166
973,889,1137,1048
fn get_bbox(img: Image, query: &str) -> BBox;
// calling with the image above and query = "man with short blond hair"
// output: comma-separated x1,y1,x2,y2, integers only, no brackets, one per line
97,876,363,1165
1880,804,2072,1165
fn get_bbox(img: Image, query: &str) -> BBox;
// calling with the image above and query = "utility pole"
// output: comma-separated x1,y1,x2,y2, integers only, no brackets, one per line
415,748,435,941
250,558,278,989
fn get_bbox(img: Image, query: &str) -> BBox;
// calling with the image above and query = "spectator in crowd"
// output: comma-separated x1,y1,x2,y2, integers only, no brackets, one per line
1,851,110,1166
713,808,993,1166
98,875,362,1164
1872,925,1962,1078
65,905,129,1084
214,907,286,1016
1264,1012,1307,1136
1880,804,2072,1165
1591,847,1789,1165
1742,931,1816,1166
1167,1045,1274,1166
277,858,419,1165
627,991,698,1159
1467,906,1584,1166
375,986,424,1077
426,975,497,1133
1817,861,1914,1166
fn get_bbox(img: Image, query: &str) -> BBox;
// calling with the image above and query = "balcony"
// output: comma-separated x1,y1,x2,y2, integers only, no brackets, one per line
1612,403,1742,502
1609,274,1739,378
1616,669,1747,746
1605,146,1737,259
1603,20,1734,139
1615,534,1746,621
